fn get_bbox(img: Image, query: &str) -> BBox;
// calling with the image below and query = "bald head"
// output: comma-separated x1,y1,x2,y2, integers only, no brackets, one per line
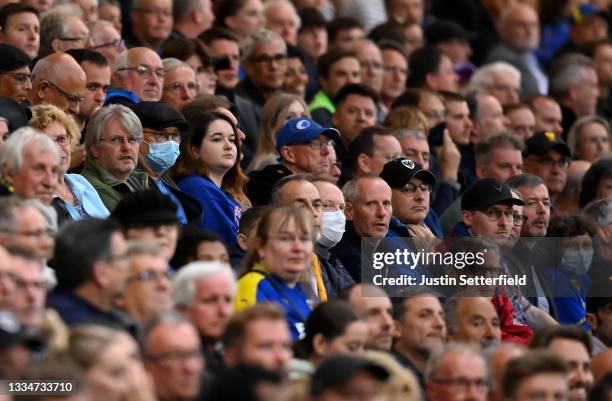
30,53,87,116
112,47,163,101
499,3,539,52
592,348,612,384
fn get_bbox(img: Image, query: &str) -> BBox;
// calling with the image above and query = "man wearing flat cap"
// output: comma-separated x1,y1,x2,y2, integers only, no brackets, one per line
523,131,572,209
380,157,441,238
247,117,339,205
130,101,202,224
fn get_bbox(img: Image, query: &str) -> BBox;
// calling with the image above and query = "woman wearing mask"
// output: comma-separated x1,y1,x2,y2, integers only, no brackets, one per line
174,111,248,246
235,204,316,340
544,215,596,328
28,104,109,223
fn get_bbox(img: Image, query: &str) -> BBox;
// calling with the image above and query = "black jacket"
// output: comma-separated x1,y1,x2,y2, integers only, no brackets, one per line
246,163,292,206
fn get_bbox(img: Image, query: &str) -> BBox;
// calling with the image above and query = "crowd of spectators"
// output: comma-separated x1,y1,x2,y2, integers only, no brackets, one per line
0,0,611,400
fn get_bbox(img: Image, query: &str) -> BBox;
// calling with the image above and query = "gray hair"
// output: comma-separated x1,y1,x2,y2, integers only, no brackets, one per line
242,29,287,62
173,261,237,307
392,128,427,142
566,115,611,158
39,10,69,58
0,127,61,178
549,53,595,98
87,20,115,46
342,178,360,204
506,173,546,190
264,0,301,30
581,199,612,226
0,197,53,233
141,310,194,352
84,104,143,151
466,62,521,95
162,57,194,75
112,49,129,73
424,342,488,381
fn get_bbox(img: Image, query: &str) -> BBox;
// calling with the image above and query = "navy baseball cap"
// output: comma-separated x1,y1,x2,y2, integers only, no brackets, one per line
276,118,340,152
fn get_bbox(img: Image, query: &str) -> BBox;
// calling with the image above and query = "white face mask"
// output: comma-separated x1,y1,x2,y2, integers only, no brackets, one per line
317,210,346,248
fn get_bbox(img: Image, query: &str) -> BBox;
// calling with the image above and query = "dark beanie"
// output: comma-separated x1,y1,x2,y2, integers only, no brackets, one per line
111,190,179,227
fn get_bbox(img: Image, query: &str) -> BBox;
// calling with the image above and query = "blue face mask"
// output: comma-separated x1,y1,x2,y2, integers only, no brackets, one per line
145,141,180,174
560,249,594,276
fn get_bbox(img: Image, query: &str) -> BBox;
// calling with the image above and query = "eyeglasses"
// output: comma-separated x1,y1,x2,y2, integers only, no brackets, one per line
53,134,71,147
512,212,528,226
360,60,383,70
128,269,173,283
99,135,143,146
58,36,88,45
46,81,85,105
297,138,334,150
164,81,199,94
116,65,165,79
479,207,514,222
4,72,32,83
133,7,172,17
431,378,490,393
536,156,570,169
14,277,47,291
91,38,125,49
249,53,287,64
400,183,433,194
143,129,181,143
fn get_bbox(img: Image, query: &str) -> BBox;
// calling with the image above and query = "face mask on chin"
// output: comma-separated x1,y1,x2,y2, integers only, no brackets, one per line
317,210,346,248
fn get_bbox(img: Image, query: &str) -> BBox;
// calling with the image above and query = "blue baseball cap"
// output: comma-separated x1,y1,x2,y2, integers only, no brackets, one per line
276,118,340,152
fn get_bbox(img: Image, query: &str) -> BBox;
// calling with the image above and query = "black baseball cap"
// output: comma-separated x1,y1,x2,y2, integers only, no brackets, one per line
379,157,437,189
130,101,189,132
0,311,44,352
310,355,390,396
461,178,524,211
111,189,179,228
425,19,471,45
523,131,571,158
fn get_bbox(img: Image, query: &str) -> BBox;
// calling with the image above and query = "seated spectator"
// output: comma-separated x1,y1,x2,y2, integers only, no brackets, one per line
555,159,591,216
309,48,361,127
339,126,402,186
444,296,502,349
29,104,109,222
198,27,241,96
405,46,459,93
379,40,408,112
586,296,612,355
559,4,608,58
87,19,125,66
0,4,39,60
392,89,447,133
310,355,390,401
38,5,89,57
0,127,60,205
488,343,526,401
98,0,122,31
332,176,392,281
173,261,235,374
327,17,364,49
282,46,310,100
29,52,87,119
160,37,216,96
391,289,445,386
500,351,569,401
213,0,264,49
566,115,611,163
81,104,149,211
247,117,338,205
504,103,536,140
129,101,201,224
379,157,440,238
470,92,509,144
466,62,521,106
332,83,378,161
530,325,594,401
342,283,394,351
351,39,383,101
525,94,564,136
0,96,29,142
579,157,612,208
48,218,137,333
249,93,310,172
161,58,199,110
592,351,612,384
125,0,172,50
223,303,293,374
170,0,213,40
235,205,315,339
171,225,230,268
10,247,47,329
174,111,246,246
66,49,112,133
68,325,156,401
0,44,32,104
0,246,14,309
115,241,173,325
264,0,299,46
0,198,55,263
141,312,204,401
0,310,44,379
111,190,179,263
232,205,264,268
107,47,164,105
425,20,475,87
298,300,367,367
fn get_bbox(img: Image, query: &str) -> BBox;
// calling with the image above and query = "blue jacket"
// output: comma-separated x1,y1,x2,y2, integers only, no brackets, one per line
177,174,242,246
64,174,110,219
546,266,591,329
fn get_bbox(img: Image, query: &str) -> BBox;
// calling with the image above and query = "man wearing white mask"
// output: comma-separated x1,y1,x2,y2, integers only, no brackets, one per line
272,174,354,299
130,101,203,224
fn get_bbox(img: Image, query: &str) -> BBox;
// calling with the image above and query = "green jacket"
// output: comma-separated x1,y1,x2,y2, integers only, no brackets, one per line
80,157,149,211
308,90,335,114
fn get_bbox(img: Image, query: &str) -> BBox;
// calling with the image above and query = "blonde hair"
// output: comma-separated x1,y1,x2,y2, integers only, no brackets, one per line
29,104,81,149
249,93,310,172
68,325,126,370
363,350,423,401
383,106,429,133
